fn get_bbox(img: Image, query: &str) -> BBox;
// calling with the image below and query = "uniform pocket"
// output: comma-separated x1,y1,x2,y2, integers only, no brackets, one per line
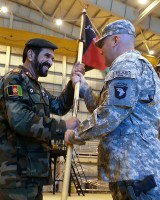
17,148,50,177
27,86,41,103
29,93,41,103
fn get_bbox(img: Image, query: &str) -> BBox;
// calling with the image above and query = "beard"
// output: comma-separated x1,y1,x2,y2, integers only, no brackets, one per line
32,58,51,77
38,61,51,77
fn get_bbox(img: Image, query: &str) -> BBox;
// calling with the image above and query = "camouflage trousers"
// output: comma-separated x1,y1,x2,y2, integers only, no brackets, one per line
109,181,160,200
0,186,43,200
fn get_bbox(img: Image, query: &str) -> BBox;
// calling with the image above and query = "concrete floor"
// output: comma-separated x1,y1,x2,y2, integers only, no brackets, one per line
43,193,113,200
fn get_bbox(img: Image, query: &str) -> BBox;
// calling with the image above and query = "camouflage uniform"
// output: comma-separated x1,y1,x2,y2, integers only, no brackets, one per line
155,64,160,139
0,65,74,199
0,187,42,200
76,20,160,199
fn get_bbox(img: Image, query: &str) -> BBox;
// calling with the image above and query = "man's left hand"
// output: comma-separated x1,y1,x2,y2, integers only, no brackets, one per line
72,62,85,75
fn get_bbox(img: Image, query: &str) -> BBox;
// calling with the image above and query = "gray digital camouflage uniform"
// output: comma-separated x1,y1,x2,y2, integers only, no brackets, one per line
78,50,160,197
0,66,74,191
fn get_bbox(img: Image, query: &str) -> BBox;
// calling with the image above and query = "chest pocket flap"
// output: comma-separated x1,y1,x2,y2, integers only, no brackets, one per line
28,87,41,103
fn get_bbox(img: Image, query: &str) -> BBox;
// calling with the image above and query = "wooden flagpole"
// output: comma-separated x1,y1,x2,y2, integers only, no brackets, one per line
61,9,86,200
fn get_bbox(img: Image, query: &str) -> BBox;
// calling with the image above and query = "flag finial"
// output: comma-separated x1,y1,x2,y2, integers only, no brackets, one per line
82,8,86,14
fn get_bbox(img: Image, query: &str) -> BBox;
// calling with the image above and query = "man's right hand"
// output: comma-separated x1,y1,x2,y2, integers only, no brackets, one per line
65,116,80,130
72,62,85,75
64,129,85,146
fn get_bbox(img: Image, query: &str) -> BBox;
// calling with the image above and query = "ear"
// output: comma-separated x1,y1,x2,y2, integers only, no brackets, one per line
112,35,120,47
27,49,35,61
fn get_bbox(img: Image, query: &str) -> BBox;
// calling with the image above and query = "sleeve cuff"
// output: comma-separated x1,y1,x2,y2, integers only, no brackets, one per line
51,120,66,140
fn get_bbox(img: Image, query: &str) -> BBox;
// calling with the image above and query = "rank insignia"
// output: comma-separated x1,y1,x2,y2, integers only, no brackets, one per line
7,85,22,96
114,83,128,99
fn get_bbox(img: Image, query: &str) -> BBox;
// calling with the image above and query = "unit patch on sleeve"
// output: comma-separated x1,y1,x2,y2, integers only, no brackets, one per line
7,85,23,96
114,83,128,99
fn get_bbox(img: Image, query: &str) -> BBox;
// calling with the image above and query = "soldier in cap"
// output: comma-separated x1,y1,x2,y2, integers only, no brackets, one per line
0,38,83,199
65,19,160,199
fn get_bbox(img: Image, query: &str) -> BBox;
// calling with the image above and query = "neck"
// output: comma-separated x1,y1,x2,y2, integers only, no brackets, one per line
23,61,38,80
110,47,135,67
115,45,135,60
119,46,135,54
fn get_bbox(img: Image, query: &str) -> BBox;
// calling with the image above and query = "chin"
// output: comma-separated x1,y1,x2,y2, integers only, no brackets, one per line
40,72,48,77
40,74,47,77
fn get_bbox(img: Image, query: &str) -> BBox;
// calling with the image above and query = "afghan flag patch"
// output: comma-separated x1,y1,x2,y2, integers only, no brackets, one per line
7,85,22,96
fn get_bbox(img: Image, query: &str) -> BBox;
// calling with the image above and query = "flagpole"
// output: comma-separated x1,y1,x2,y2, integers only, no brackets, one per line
61,9,86,200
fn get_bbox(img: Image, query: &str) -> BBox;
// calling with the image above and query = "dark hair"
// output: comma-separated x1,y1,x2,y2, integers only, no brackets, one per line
22,47,42,63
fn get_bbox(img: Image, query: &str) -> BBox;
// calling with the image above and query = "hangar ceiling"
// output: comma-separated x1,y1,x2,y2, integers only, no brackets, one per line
0,0,160,60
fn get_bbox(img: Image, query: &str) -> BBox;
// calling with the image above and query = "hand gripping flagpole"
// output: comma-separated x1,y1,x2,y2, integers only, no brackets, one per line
61,9,86,200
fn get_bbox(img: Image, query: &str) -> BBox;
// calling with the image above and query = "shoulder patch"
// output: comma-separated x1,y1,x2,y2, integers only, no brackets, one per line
105,71,136,81
113,71,134,78
114,83,128,99
7,85,22,96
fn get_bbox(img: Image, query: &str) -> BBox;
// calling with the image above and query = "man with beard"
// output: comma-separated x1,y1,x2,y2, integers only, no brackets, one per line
0,38,82,200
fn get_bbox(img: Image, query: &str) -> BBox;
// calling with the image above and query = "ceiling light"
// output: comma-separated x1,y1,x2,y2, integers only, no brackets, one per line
138,0,148,4
56,19,62,26
149,50,154,55
1,6,8,13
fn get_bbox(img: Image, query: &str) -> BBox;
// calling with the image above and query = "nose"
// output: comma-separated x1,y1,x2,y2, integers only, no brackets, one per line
48,58,53,66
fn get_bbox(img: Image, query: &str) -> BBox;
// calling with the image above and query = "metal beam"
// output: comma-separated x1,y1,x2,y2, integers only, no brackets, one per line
6,0,80,39
97,14,113,33
0,27,78,57
30,0,49,20
139,29,150,54
135,33,155,49
40,0,46,10
50,0,63,22
134,0,160,25
86,0,160,35
63,0,77,19
148,40,160,57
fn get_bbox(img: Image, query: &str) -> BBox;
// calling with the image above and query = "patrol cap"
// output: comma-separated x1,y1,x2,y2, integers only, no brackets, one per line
95,19,136,48
25,38,58,50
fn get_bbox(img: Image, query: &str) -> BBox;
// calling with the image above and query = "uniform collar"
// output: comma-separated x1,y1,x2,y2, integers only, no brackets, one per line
20,65,38,81
110,50,141,70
